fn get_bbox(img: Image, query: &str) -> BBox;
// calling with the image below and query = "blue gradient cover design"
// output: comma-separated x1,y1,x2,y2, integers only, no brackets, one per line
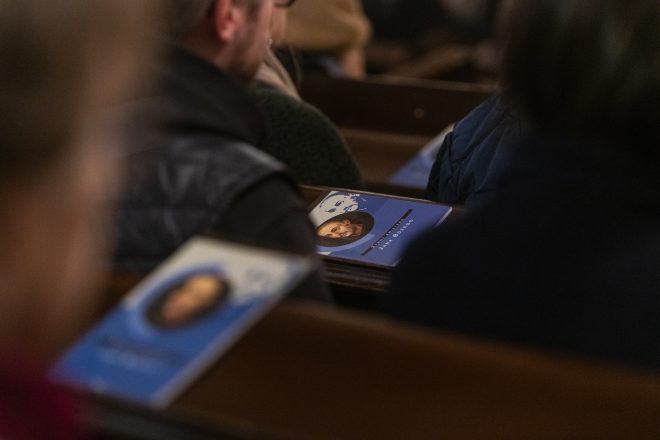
310,191,452,267
51,238,311,408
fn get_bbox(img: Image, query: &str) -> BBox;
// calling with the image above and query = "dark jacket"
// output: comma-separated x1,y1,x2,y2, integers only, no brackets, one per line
426,95,525,205
386,133,660,370
114,46,328,302
251,86,363,189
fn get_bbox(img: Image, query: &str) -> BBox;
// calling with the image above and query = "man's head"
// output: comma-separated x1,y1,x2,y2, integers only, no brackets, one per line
163,0,274,82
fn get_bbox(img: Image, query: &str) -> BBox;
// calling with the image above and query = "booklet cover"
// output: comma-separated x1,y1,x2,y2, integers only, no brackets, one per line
388,125,454,189
309,191,452,267
51,238,313,409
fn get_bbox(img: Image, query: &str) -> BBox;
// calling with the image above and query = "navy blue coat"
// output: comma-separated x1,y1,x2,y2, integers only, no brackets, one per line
426,95,525,205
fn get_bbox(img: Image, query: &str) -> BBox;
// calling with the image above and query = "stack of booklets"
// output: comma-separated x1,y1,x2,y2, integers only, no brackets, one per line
308,190,452,292
51,238,313,409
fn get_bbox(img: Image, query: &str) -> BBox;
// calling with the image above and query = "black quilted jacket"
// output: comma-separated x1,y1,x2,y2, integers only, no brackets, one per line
113,46,329,302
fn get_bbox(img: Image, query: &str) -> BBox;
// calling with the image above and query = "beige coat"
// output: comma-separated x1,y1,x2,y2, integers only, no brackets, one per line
283,0,372,56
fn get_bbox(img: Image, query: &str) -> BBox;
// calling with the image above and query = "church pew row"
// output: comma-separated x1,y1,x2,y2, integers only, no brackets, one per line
173,301,660,439
300,76,494,196
95,264,660,438
300,75,494,137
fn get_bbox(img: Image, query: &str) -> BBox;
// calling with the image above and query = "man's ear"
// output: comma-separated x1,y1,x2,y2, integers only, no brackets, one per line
210,0,243,44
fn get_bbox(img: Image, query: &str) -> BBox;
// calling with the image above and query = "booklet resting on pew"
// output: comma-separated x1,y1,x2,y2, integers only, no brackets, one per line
310,190,452,268
51,237,313,409
388,125,453,190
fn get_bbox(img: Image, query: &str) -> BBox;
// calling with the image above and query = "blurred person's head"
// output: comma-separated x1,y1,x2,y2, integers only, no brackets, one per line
501,0,660,145
0,0,154,359
162,0,276,82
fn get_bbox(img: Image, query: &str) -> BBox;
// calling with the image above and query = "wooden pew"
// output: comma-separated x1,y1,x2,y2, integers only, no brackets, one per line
97,271,660,438
173,302,660,439
300,76,495,196
300,75,494,137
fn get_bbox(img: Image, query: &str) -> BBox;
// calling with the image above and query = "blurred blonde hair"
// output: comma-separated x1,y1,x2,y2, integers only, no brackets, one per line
0,0,155,180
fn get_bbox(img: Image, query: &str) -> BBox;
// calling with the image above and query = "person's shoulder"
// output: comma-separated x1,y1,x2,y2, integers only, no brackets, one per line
452,95,514,143
122,132,291,213
252,86,335,129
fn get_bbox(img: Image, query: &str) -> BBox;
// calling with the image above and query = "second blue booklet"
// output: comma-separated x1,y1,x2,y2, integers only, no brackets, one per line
51,237,313,409
309,191,452,267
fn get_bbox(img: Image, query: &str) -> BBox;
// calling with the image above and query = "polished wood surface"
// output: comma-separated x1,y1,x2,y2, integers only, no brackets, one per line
174,302,660,439
301,76,493,137
340,128,432,195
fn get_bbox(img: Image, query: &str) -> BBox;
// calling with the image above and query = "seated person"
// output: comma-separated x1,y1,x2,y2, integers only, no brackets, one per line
251,85,364,189
0,0,152,437
114,0,329,302
425,94,526,205
282,0,372,78
384,0,660,370
252,4,363,189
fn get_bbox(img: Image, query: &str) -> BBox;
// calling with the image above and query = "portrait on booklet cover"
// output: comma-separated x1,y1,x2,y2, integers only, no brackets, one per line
310,191,452,267
146,271,231,330
316,211,376,247
51,238,312,408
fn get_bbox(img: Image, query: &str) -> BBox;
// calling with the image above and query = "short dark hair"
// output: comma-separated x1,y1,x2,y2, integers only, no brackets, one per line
316,211,375,248
501,0,660,144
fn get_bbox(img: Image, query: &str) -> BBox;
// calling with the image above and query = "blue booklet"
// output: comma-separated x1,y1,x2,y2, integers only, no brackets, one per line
388,125,453,189
309,191,452,267
51,238,313,409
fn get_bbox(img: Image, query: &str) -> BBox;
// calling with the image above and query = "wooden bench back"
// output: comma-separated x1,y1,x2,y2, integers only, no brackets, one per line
301,76,493,137
175,302,660,439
